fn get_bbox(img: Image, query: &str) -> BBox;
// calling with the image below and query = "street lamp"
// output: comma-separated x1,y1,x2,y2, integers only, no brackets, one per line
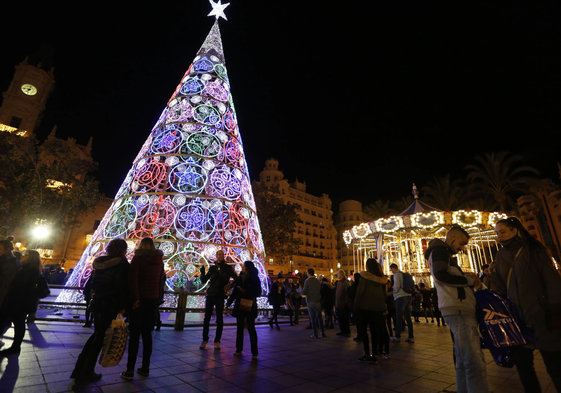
32,225,50,248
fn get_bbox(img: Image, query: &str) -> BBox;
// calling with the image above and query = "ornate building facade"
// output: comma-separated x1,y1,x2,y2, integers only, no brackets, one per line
257,158,337,279
1,54,111,269
334,200,366,276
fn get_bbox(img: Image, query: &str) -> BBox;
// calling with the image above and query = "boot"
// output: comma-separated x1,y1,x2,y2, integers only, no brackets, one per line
75,357,102,383
70,354,86,379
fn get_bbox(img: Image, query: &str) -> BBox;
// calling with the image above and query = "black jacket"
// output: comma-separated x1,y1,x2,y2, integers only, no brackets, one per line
232,273,262,318
201,261,238,297
3,263,41,314
90,255,130,313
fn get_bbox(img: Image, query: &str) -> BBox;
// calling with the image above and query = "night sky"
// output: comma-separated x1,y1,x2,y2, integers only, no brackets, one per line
2,2,560,209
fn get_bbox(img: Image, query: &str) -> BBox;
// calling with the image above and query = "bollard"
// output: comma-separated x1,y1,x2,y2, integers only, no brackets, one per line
175,291,187,331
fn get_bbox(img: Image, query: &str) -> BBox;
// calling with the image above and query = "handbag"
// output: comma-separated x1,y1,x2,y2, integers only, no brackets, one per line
99,313,128,367
36,276,51,299
475,289,533,368
239,298,254,312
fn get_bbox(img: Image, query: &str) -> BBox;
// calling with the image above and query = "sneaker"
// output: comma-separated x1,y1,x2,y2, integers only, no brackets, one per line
120,371,134,380
233,352,242,356
214,342,221,350
383,353,391,360
200,340,208,349
310,333,319,339
136,367,149,377
321,331,327,338
405,337,415,343
358,355,372,362
275,325,280,330
390,337,401,342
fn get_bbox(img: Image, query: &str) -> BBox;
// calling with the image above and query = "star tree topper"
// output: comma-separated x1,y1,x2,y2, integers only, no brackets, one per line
208,0,230,21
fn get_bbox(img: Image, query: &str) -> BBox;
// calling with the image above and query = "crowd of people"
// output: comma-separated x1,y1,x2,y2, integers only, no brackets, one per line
0,216,559,392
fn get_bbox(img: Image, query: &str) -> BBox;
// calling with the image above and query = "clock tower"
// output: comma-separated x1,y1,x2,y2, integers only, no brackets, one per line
0,52,55,136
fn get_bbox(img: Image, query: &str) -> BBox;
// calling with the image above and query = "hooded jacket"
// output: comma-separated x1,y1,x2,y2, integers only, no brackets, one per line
354,271,388,312
493,236,561,351
91,255,130,312
425,238,476,317
3,262,41,314
128,248,165,302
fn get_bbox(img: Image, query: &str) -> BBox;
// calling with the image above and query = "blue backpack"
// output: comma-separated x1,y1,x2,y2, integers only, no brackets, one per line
401,272,415,294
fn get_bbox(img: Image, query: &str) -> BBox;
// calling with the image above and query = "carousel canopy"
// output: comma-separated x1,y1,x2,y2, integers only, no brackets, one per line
398,199,442,216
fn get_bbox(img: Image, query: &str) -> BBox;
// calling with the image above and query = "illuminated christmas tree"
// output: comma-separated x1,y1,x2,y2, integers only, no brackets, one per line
59,3,267,303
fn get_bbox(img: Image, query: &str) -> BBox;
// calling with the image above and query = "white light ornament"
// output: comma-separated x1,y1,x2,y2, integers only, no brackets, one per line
353,223,372,240
343,231,353,247
208,0,230,20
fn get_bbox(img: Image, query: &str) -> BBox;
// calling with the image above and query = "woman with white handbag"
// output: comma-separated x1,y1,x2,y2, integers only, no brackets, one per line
232,261,262,359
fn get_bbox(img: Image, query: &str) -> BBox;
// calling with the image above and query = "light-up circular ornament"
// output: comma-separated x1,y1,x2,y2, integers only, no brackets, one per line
376,216,403,233
181,75,206,95
185,130,222,157
104,198,138,238
175,197,216,241
133,158,170,193
133,196,176,238
452,210,483,228
353,223,372,239
169,158,208,194
207,166,241,200
487,212,507,227
343,231,353,246
413,212,442,229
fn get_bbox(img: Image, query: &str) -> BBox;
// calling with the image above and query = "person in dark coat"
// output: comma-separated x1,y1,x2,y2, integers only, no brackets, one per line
347,272,361,340
493,217,561,392
268,273,286,330
335,270,351,336
232,261,261,358
82,273,94,327
289,284,302,325
121,237,165,380
0,237,19,309
200,249,238,350
355,258,389,363
71,239,130,384
0,249,42,355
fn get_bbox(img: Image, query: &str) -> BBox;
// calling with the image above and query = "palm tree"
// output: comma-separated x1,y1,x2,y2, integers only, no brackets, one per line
421,174,463,210
363,200,396,220
391,195,414,215
465,151,539,212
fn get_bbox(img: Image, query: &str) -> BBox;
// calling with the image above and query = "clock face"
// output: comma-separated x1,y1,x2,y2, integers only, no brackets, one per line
21,84,37,96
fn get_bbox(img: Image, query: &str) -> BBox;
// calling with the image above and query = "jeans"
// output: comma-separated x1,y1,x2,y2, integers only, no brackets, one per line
203,296,225,342
513,346,561,393
236,315,258,355
307,301,324,334
126,299,159,372
444,314,489,393
395,296,413,339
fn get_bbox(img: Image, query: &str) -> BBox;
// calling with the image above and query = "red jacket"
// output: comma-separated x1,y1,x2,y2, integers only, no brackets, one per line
128,249,165,302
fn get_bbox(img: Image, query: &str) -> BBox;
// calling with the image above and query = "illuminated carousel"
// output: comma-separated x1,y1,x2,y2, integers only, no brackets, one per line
342,186,506,287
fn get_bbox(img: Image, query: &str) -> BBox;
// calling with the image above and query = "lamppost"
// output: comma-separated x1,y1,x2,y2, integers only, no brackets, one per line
32,225,50,249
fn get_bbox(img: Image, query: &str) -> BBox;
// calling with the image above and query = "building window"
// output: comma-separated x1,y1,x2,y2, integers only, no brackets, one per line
266,176,270,181
269,258,274,265
304,208,310,214
9,116,22,128
311,211,317,216
318,213,323,218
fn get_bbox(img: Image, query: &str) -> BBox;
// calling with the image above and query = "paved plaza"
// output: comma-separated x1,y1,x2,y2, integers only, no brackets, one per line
0,318,556,393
